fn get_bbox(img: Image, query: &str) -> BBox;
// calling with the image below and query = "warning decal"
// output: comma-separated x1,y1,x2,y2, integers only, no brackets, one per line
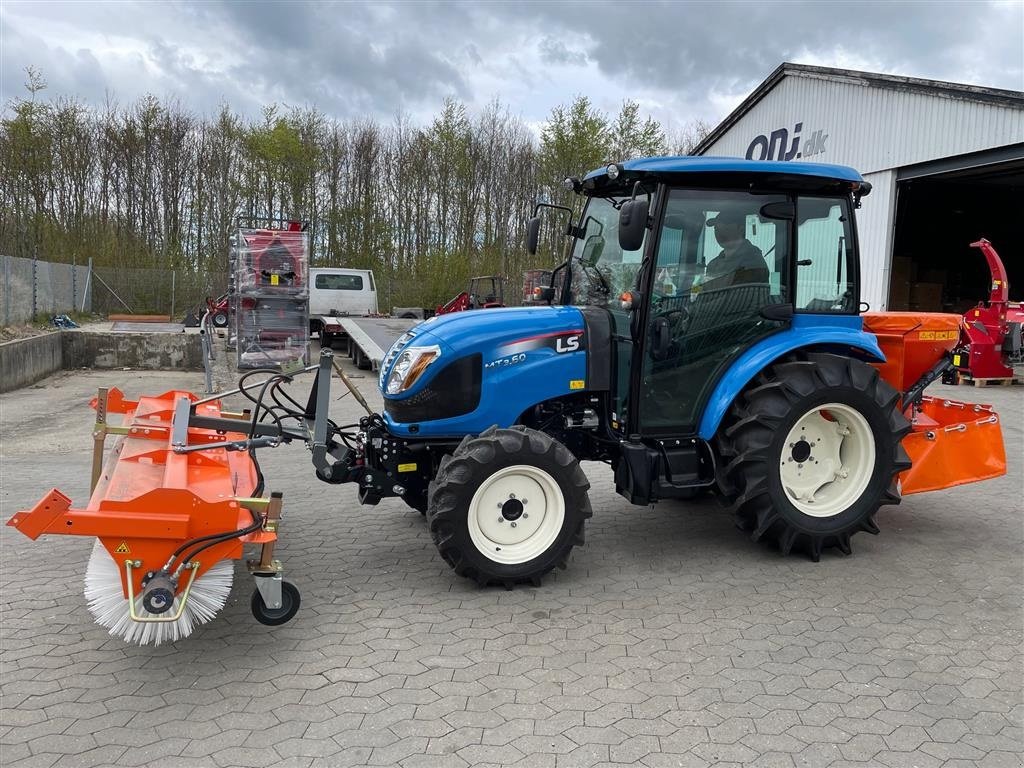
114,542,130,554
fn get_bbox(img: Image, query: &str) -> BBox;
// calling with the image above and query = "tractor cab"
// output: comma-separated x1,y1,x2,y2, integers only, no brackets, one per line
528,157,870,443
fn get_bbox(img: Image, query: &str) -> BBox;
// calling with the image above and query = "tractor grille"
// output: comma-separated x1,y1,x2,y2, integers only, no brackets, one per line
384,354,482,424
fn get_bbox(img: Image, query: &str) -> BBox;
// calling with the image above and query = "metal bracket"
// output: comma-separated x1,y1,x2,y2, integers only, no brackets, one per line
125,560,199,623
252,571,283,610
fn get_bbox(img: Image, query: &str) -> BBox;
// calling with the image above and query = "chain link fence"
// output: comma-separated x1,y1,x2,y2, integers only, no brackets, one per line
90,266,228,318
0,254,228,326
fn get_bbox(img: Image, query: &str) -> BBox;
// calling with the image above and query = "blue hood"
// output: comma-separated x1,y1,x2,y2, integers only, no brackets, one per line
380,305,591,438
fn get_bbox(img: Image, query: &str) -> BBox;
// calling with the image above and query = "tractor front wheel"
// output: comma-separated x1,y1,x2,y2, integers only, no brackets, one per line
427,426,592,587
718,353,911,560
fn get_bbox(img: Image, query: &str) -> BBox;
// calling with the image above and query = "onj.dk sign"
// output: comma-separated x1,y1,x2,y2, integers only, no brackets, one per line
746,122,829,161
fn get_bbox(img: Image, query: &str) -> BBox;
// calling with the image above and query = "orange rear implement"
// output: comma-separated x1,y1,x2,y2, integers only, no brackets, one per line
863,311,1007,494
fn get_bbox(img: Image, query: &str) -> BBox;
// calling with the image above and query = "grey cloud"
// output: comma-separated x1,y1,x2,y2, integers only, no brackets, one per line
519,0,1022,96
178,0,472,115
538,37,587,67
2,0,1020,127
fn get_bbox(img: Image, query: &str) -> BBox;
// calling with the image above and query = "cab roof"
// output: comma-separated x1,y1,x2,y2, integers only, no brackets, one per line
582,156,864,192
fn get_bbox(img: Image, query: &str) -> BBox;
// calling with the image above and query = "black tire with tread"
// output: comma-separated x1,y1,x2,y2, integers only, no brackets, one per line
354,346,372,370
716,352,911,561
427,426,592,587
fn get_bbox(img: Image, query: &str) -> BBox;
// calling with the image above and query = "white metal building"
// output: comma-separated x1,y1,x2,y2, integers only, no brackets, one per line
695,63,1024,312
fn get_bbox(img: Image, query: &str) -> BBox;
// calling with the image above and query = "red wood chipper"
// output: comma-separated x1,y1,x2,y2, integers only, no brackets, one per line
946,239,1024,383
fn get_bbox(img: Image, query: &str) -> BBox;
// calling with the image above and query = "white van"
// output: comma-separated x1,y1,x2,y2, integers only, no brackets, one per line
310,268,378,316
309,268,379,344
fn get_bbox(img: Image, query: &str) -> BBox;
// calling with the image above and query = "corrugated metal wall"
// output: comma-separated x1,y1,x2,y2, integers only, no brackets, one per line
699,72,1024,309
857,170,897,309
701,74,1024,174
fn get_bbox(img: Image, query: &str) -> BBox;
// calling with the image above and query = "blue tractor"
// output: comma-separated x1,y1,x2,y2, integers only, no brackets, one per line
322,157,915,587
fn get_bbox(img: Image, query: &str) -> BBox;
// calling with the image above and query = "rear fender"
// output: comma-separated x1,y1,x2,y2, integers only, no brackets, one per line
698,315,884,440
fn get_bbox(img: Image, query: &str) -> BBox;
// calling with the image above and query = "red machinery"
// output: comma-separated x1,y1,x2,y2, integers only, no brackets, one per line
436,275,505,315
948,239,1023,382
205,293,230,327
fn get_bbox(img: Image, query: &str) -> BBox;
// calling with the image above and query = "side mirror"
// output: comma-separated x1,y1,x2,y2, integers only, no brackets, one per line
525,217,541,255
618,199,648,252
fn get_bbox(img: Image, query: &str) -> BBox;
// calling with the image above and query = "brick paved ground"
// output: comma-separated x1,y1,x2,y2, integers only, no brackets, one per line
1,362,1021,768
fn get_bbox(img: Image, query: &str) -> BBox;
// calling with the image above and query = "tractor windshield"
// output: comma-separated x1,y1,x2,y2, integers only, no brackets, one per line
568,195,646,307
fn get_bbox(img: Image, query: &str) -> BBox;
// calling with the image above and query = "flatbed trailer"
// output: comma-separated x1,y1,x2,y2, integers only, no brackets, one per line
319,315,417,371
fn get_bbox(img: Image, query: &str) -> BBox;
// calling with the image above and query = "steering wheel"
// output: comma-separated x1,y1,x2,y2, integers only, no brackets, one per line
651,291,690,325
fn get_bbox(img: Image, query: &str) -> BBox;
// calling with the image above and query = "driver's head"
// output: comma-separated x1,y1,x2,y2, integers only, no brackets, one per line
707,211,746,247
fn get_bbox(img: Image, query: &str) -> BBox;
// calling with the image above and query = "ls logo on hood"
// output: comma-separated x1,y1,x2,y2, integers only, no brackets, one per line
499,330,585,356
746,122,829,161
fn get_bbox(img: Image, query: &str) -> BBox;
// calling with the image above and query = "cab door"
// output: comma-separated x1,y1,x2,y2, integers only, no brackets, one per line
634,188,793,436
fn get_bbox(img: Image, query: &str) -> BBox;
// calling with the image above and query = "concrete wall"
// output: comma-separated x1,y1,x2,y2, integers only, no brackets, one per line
1,331,202,393
0,255,92,326
63,332,202,371
0,333,64,393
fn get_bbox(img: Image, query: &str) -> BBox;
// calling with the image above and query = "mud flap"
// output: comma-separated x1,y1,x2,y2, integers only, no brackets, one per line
900,397,1006,495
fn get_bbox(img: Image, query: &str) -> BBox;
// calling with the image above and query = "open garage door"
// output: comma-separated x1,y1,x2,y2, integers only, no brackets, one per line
890,144,1023,313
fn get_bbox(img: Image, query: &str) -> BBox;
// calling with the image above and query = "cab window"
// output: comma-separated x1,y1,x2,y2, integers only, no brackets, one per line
795,197,856,313
316,274,364,291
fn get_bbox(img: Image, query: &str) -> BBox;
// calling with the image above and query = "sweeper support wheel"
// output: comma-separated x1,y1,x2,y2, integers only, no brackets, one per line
251,579,301,625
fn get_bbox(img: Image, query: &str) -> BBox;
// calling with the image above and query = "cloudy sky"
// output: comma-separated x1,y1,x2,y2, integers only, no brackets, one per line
2,0,1022,131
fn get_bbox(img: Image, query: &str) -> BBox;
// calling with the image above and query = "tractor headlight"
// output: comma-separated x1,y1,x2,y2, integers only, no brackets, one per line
386,345,441,395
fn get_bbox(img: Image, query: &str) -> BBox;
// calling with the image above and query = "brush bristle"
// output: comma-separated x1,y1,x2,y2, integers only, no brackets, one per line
84,540,234,646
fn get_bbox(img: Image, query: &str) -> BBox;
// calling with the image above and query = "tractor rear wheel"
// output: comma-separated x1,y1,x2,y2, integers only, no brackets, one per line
427,426,592,587
717,352,911,560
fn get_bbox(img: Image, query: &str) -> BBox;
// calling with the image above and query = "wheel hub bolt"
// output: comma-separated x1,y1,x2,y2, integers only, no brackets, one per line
511,522,517,528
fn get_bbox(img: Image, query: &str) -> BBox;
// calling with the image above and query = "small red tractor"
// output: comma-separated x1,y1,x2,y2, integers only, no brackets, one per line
436,275,505,315
946,239,1023,383
205,293,230,328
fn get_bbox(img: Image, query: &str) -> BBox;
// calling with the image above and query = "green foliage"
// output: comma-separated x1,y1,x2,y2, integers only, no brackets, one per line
609,100,666,160
1,69,693,312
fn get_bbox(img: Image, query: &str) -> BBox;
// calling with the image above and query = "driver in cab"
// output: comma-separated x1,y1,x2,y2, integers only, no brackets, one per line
702,211,769,291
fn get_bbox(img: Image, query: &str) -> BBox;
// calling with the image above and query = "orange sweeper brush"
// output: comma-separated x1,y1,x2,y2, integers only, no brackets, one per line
7,386,294,645
7,353,360,646
4,355,354,645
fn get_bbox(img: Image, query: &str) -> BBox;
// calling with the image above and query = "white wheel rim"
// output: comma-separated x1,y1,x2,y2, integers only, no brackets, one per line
467,464,566,565
779,402,876,518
